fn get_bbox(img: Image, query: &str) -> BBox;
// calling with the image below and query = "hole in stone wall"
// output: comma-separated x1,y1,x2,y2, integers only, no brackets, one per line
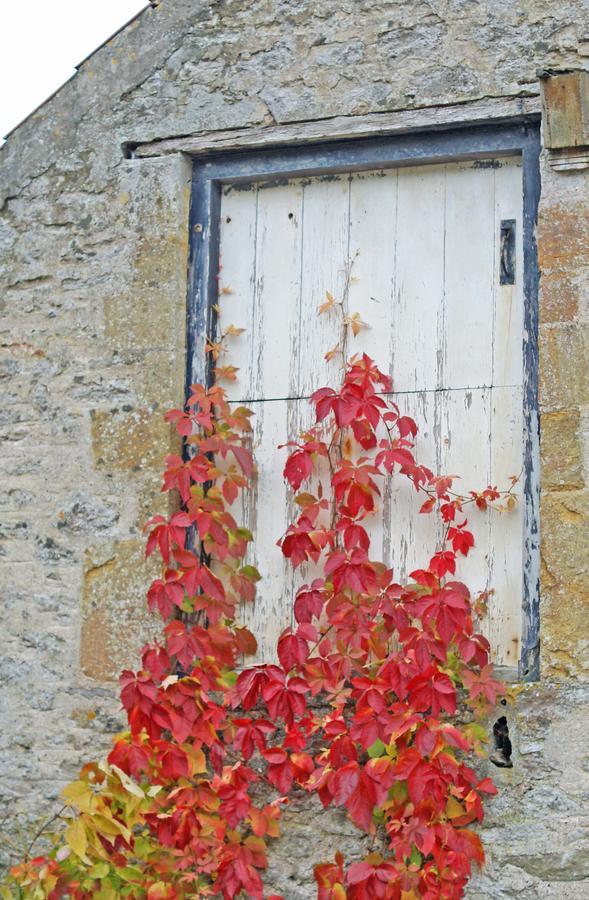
490,716,513,768
122,141,139,159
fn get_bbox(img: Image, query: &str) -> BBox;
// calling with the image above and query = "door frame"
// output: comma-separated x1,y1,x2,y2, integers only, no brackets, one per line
186,120,541,681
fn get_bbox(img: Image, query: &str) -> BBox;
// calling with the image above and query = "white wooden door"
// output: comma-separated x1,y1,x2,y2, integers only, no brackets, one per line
217,159,524,669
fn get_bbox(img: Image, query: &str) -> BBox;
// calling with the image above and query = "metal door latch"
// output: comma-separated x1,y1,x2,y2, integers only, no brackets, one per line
500,219,516,285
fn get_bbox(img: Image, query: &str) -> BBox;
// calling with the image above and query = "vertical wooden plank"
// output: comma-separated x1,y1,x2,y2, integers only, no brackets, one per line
249,182,305,401
385,391,440,579
486,385,524,668
218,185,258,402
236,398,296,664
392,164,447,393
235,394,333,664
493,159,524,388
297,175,352,396
489,158,524,666
293,397,334,599
437,388,492,604
347,170,398,380
443,162,495,389
346,169,398,563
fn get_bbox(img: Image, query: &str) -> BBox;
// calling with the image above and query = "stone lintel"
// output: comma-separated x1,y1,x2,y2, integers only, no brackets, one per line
129,95,541,159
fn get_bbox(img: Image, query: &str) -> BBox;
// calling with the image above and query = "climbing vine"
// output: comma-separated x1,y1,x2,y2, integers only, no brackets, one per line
4,303,518,899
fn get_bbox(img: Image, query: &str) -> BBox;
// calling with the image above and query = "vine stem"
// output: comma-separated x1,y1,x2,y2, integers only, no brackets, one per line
24,805,67,861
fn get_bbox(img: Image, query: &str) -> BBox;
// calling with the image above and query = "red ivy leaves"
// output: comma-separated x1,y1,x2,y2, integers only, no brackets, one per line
15,358,512,900
332,758,395,831
145,512,192,565
282,440,327,491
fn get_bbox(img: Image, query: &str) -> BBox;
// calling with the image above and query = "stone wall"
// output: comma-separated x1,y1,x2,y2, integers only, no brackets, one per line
537,157,589,682
1,1,588,895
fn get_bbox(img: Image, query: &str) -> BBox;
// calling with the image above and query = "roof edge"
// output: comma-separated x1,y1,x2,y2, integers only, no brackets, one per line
2,3,152,142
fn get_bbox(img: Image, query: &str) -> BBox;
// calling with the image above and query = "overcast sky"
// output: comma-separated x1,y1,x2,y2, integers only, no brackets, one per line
1,0,147,141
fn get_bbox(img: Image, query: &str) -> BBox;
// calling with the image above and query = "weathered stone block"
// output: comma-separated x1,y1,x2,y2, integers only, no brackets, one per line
537,201,589,280
90,406,176,473
538,266,586,324
541,491,589,678
539,323,589,411
541,491,589,582
137,468,178,524
134,349,187,409
541,410,585,490
104,283,182,357
56,490,120,533
541,578,589,679
81,538,160,681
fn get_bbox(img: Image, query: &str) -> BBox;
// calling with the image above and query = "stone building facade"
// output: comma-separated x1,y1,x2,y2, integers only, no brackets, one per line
1,1,588,896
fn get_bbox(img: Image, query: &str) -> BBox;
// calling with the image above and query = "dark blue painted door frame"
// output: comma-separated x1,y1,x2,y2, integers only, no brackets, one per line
186,120,541,681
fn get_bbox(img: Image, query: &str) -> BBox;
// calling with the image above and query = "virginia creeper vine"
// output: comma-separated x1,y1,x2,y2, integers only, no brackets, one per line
5,309,518,899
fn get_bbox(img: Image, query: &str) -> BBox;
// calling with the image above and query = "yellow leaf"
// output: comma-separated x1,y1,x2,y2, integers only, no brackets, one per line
342,436,353,459
318,290,336,315
215,364,239,381
223,324,245,337
324,343,340,362
187,745,208,774
62,780,96,814
94,887,118,900
110,764,145,798
295,492,317,508
93,813,132,843
446,796,465,819
505,683,525,704
66,817,89,862
343,311,368,337
244,834,267,854
205,339,223,360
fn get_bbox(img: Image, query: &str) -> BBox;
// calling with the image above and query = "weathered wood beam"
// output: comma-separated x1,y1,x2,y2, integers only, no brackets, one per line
130,95,541,159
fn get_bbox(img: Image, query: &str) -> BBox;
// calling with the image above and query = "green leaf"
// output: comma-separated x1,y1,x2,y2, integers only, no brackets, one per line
389,781,408,804
88,863,110,879
218,668,238,688
367,738,386,758
117,866,143,883
132,836,154,859
409,846,423,867
93,885,118,900
239,565,262,581
372,806,385,824
464,722,488,742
